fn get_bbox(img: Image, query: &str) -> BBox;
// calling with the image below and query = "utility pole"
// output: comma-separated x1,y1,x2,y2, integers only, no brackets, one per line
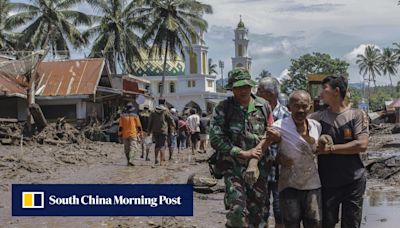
219,60,224,91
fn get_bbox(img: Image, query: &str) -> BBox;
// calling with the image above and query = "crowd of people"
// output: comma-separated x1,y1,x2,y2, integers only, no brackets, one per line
117,67,369,228
117,99,211,167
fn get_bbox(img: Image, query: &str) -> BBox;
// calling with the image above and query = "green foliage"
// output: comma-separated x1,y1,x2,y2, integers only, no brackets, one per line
141,0,212,98
281,52,349,93
256,69,272,80
380,47,399,96
6,0,93,58
349,85,400,111
0,0,20,51
85,0,146,74
208,58,218,75
356,45,382,97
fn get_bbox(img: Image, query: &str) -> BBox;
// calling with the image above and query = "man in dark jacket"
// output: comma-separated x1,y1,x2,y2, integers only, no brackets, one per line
147,99,175,165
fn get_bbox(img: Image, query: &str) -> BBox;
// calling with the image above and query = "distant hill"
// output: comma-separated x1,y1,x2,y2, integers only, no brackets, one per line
216,78,229,87
349,83,364,90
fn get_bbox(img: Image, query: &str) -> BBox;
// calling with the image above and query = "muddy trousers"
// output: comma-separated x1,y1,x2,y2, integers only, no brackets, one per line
322,175,366,228
279,188,322,228
123,138,139,165
264,181,283,224
224,173,267,228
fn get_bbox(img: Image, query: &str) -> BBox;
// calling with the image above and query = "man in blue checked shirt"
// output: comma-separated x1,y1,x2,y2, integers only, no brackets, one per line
257,77,290,228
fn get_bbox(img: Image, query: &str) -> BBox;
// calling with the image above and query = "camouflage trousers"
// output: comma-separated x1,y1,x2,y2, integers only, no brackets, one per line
123,138,139,165
223,161,268,228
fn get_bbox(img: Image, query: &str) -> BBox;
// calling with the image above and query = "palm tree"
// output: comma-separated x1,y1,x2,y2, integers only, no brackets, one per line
5,0,92,58
256,69,272,80
394,42,400,62
142,0,212,99
380,48,398,97
356,45,382,100
208,58,217,75
0,0,20,51
85,0,147,74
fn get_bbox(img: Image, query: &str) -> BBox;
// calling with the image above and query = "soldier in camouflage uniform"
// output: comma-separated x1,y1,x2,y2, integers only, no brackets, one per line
209,68,280,228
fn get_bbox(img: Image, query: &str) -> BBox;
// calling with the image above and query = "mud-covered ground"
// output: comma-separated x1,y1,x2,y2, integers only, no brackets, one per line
0,128,399,228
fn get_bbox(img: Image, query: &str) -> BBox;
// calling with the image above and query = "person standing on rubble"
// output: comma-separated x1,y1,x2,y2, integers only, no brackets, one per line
118,102,143,166
147,99,175,165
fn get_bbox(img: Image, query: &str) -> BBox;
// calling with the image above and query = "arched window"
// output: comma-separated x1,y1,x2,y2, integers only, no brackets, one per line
170,82,176,93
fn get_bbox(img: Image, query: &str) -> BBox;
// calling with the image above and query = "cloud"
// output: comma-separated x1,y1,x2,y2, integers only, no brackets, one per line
276,3,345,13
278,69,290,81
250,39,303,59
343,44,382,66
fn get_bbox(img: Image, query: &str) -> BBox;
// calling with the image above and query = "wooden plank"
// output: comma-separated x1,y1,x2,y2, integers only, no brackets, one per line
0,118,18,123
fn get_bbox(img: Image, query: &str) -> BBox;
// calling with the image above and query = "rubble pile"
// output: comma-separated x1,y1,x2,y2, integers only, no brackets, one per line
82,120,107,142
0,122,24,145
367,156,400,182
0,118,87,146
392,124,400,134
370,123,395,135
33,118,86,145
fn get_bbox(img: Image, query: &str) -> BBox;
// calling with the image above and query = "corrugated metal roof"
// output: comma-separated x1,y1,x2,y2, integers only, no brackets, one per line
123,74,151,84
36,58,105,96
389,98,400,108
0,73,27,98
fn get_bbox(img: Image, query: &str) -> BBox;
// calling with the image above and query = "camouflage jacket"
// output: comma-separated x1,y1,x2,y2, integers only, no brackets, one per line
209,95,273,163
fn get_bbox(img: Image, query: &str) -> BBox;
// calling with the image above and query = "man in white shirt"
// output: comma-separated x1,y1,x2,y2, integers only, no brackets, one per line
187,108,200,155
273,90,322,228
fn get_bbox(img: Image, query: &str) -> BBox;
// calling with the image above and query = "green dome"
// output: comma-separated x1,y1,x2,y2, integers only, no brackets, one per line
131,50,185,76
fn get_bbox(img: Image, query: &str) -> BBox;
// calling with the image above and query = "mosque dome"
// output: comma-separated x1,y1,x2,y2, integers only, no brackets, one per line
131,49,185,76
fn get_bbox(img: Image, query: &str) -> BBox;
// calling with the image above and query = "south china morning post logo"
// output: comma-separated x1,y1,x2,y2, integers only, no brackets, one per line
22,192,44,209
12,184,193,216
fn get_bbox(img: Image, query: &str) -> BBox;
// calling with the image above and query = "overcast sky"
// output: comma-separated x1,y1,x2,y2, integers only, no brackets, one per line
201,0,400,85
14,0,400,85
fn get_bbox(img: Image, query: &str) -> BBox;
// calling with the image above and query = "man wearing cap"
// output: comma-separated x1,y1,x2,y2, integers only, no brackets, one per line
209,68,279,227
118,102,143,166
147,99,175,165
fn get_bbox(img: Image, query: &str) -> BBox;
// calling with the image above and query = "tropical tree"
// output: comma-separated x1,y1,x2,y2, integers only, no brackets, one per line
380,47,398,96
281,52,349,93
208,58,217,75
0,0,19,51
356,45,382,99
85,0,147,74
5,0,92,58
256,69,272,80
142,0,212,99
394,42,400,62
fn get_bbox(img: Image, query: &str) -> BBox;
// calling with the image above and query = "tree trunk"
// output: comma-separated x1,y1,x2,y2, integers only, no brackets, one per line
368,73,371,111
160,42,169,100
362,75,366,99
389,74,394,97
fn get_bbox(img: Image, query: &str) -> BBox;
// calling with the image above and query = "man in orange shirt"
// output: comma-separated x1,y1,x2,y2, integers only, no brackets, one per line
118,102,143,166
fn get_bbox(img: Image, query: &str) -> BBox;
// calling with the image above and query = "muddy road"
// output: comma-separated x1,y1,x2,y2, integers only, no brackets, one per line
0,130,399,228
